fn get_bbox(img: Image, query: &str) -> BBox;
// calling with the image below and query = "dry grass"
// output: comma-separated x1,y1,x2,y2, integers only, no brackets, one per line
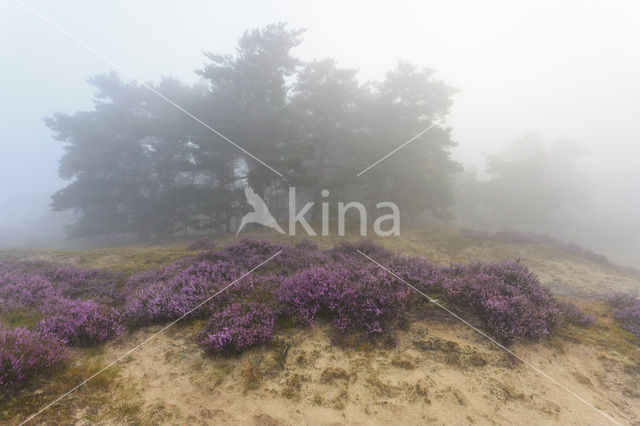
320,366,350,383
1,246,193,276
391,354,416,369
241,358,263,393
281,374,303,399
0,347,144,425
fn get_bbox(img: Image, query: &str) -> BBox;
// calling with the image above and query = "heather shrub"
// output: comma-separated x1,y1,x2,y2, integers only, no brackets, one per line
36,299,122,345
121,282,175,326
277,265,342,324
278,263,410,335
0,261,121,310
442,261,562,344
276,241,328,274
122,263,183,295
556,301,595,327
608,293,640,338
38,265,122,305
0,260,124,346
161,260,240,314
0,272,57,310
196,238,283,270
332,265,411,334
122,258,241,326
390,255,446,293
0,327,66,392
198,302,277,354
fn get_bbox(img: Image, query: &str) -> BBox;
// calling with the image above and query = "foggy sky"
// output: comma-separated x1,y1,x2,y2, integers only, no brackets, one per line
1,0,639,263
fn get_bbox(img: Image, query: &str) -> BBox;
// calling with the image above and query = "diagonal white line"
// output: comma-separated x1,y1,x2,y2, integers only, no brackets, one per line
19,250,282,425
13,0,283,177
356,249,620,425
356,47,563,176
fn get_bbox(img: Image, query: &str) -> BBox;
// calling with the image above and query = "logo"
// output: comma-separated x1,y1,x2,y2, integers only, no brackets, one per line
237,186,400,237
236,186,286,235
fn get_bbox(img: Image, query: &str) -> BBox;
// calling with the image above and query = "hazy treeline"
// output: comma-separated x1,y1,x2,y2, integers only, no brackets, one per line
46,23,636,263
452,134,640,266
453,134,591,234
47,23,460,239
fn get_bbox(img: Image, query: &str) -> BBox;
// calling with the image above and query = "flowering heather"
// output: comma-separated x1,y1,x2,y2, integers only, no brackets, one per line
37,264,122,305
195,238,284,270
0,237,596,377
36,299,122,346
556,301,595,327
389,255,446,293
278,263,410,334
608,293,640,338
0,260,121,309
0,327,66,392
442,261,562,345
276,241,329,274
0,260,122,349
0,272,57,310
198,302,277,353
122,258,241,326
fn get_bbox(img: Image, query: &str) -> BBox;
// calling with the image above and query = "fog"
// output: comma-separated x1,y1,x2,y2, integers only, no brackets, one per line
1,0,639,266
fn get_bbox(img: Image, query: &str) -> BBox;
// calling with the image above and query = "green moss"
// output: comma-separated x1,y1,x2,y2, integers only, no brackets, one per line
0,308,42,329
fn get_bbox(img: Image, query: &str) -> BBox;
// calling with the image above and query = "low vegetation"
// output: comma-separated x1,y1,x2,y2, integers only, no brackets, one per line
0,238,614,395
608,293,640,338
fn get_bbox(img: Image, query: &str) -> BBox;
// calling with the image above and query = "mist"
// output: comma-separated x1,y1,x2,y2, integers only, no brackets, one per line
1,0,639,267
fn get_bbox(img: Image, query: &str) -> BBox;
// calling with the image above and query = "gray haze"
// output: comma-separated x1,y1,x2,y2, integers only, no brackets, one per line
1,0,639,265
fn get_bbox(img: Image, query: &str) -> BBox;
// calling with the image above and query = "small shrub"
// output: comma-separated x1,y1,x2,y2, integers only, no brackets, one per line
0,261,121,308
36,299,122,345
198,302,277,354
122,259,240,326
556,301,595,327
37,264,122,305
608,293,640,338
196,238,283,270
0,272,57,310
442,261,562,345
278,263,410,335
276,241,328,273
390,255,446,293
0,327,67,392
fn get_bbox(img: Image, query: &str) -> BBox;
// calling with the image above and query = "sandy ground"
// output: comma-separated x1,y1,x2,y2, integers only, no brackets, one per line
94,309,639,426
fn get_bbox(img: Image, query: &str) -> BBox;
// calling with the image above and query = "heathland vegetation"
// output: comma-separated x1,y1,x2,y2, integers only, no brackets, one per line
4,237,639,395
